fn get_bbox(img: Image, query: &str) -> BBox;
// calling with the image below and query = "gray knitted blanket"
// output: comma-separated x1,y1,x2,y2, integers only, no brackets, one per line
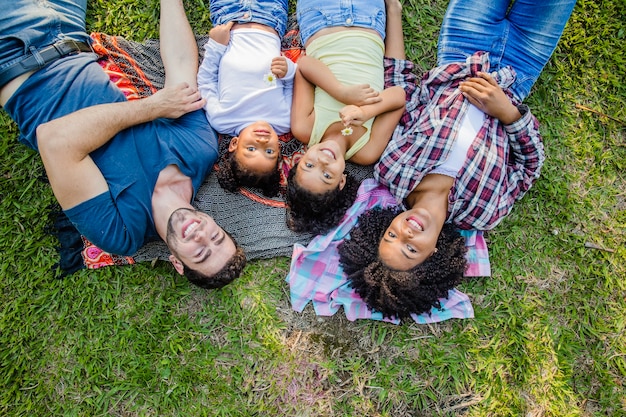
88,29,374,265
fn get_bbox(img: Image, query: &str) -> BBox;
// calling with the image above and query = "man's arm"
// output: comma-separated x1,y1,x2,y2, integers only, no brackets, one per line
37,85,204,210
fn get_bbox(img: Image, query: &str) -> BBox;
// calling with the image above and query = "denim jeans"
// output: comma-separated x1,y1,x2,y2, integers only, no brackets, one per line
209,0,289,38
437,0,577,100
0,0,90,72
296,0,386,46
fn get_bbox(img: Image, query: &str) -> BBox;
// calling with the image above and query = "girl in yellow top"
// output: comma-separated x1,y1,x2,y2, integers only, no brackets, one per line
287,0,406,234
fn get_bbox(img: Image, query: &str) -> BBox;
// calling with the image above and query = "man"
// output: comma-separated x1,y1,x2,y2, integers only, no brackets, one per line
0,0,246,288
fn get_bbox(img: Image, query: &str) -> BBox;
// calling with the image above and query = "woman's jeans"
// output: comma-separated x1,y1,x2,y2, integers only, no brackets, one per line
437,0,577,100
209,0,289,38
296,0,386,46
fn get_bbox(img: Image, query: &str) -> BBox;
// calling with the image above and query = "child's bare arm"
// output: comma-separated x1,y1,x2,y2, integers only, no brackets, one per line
339,86,405,127
297,55,381,106
290,67,316,144
346,86,406,165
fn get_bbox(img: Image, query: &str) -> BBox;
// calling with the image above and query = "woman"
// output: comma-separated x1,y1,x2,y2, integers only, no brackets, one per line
338,0,577,317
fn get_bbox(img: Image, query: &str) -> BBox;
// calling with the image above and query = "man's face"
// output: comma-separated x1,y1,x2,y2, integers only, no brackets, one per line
230,121,280,176
166,208,236,276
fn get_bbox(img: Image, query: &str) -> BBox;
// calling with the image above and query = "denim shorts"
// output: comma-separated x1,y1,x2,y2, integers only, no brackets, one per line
297,0,386,46
209,0,289,38
0,0,91,72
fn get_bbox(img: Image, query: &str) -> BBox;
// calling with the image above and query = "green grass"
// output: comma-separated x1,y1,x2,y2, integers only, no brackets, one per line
1,0,625,415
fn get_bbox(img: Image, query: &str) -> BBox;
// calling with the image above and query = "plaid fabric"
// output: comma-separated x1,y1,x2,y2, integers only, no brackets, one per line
377,52,545,230
286,178,489,325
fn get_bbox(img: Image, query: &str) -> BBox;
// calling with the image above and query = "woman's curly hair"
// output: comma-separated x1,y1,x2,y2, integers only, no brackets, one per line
216,151,280,197
285,161,360,235
338,206,467,320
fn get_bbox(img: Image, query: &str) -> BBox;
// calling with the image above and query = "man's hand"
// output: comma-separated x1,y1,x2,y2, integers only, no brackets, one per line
209,21,235,45
148,82,205,119
271,56,288,79
459,72,521,124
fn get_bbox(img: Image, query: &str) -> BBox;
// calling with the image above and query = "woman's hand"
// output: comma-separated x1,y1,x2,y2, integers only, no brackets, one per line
459,71,521,124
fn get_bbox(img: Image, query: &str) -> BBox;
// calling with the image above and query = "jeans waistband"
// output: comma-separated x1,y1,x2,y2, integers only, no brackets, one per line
0,39,93,89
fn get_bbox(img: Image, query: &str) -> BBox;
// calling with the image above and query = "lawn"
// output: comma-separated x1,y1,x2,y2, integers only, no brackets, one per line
1,0,625,416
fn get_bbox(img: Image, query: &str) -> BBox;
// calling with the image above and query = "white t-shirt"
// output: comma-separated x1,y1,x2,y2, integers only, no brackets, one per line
432,103,484,177
197,28,296,136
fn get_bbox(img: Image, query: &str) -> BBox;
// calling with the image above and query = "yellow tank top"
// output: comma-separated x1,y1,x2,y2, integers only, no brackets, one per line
307,31,384,160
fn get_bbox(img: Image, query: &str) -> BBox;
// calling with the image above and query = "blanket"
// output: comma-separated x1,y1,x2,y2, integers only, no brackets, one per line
51,24,491,327
54,20,372,274
286,179,491,325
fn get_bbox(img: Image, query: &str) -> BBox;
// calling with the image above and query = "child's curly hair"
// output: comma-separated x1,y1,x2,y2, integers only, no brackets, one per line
338,206,467,320
216,151,280,197
285,161,360,235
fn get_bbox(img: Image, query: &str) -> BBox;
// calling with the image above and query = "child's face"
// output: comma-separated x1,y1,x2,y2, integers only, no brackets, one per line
230,121,280,175
295,142,346,194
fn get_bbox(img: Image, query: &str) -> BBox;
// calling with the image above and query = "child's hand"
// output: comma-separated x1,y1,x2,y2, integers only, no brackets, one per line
339,105,366,127
271,57,289,79
338,84,381,106
459,72,521,124
209,21,235,45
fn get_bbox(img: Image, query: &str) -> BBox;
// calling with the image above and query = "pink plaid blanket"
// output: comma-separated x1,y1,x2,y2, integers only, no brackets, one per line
286,179,491,324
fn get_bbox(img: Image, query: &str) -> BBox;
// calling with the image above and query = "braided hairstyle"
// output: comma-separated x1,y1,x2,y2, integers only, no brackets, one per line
216,151,281,197
338,206,467,319
285,161,360,235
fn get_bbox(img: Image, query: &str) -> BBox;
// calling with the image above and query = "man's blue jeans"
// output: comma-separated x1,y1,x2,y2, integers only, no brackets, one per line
437,0,577,101
0,0,89,72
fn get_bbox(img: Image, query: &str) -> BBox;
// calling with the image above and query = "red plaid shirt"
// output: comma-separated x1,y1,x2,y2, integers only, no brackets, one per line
376,52,544,230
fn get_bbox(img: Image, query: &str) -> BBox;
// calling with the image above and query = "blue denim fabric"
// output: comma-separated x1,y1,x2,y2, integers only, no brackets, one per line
209,0,289,38
0,0,91,72
296,0,386,46
437,0,577,100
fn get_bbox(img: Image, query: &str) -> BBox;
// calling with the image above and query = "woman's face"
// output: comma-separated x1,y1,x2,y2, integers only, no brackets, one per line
295,141,346,194
378,207,441,270
230,121,280,175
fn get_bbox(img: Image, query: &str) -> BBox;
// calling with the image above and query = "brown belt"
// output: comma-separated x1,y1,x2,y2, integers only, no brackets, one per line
0,39,93,89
